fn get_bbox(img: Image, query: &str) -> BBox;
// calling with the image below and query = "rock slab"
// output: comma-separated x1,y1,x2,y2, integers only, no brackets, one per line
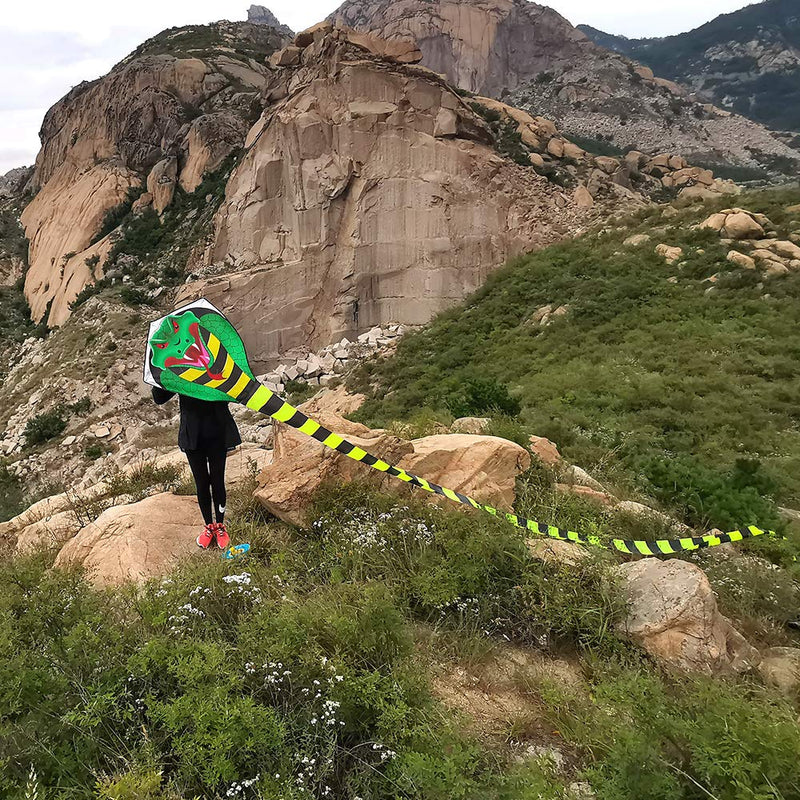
616,558,759,674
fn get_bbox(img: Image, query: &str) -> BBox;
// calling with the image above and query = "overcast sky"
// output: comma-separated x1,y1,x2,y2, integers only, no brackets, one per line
0,0,757,173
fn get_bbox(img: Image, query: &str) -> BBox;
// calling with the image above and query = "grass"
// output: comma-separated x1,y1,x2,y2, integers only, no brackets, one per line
349,189,800,535
1,481,799,799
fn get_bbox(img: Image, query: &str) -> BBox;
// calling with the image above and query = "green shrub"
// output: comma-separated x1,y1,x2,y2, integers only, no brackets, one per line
23,409,67,447
68,397,91,416
0,465,24,523
445,376,521,418
305,483,627,654
104,459,184,502
540,661,800,800
69,280,105,310
284,379,316,405
83,442,105,461
118,286,154,307
91,186,145,244
0,551,519,799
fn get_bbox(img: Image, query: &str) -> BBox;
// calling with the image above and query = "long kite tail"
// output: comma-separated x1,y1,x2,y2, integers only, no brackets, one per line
173,350,773,556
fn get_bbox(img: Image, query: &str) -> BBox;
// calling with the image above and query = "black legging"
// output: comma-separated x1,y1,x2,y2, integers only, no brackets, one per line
185,448,227,525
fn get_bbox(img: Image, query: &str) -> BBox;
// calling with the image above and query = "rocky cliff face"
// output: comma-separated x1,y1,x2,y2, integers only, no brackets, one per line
580,0,800,137
248,4,295,37
21,21,288,328
330,0,800,176
178,23,591,368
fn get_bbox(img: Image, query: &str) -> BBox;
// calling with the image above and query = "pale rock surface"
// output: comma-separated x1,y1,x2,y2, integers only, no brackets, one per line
573,184,593,208
20,22,285,326
398,433,531,508
554,483,616,506
758,647,800,696
184,28,588,367
528,435,561,467
450,417,492,434
727,250,756,270
255,408,413,526
722,212,765,240
526,538,591,567
55,494,203,587
256,398,530,524
147,157,178,214
655,244,683,264
616,558,760,674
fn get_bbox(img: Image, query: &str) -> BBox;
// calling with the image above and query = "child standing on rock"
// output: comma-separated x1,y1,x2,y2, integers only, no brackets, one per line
152,387,241,549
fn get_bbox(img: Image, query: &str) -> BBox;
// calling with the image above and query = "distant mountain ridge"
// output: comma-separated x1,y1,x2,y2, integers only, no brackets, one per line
329,0,800,177
579,0,800,135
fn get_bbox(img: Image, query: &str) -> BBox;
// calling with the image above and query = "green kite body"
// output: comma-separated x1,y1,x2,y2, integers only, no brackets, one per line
144,299,774,555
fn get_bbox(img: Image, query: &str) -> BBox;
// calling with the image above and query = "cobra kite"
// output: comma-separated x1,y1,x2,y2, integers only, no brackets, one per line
143,299,774,555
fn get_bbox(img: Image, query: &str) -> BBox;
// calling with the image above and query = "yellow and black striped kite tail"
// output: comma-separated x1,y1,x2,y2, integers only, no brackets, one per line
173,347,774,556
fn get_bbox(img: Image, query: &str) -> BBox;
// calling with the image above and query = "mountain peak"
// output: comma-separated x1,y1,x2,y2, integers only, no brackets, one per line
247,4,294,36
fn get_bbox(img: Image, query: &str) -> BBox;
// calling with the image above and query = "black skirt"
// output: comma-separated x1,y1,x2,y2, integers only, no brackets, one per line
152,387,242,452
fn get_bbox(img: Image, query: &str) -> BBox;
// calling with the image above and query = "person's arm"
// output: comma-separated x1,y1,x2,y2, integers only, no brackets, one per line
152,386,175,405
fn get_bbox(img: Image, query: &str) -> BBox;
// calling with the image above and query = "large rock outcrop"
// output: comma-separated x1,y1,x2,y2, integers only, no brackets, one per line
54,493,203,587
180,25,587,367
616,558,760,675
330,0,800,175
255,389,531,526
21,21,288,327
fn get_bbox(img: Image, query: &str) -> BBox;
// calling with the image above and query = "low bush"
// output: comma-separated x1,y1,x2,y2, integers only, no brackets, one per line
445,376,521,418
23,408,66,447
0,465,24,523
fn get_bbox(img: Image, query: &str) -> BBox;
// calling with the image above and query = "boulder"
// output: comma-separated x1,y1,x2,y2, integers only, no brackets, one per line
616,559,760,674
768,240,800,260
15,510,80,554
146,157,178,215
758,647,800,696
722,212,764,241
269,45,302,66
594,156,619,174
256,408,413,526
547,138,565,158
529,435,562,467
655,244,683,264
450,417,492,435
727,250,756,270
764,262,790,278
526,538,591,567
397,434,531,509
54,494,203,587
573,184,594,209
299,385,365,418
555,483,616,506
562,464,606,492
623,233,650,247
699,213,727,232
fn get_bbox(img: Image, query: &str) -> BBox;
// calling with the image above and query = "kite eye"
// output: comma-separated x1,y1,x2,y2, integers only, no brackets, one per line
172,320,179,333
155,342,167,349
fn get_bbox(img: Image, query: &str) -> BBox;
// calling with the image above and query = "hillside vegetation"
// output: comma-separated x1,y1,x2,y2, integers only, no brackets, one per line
351,189,800,533
2,476,799,799
580,0,800,133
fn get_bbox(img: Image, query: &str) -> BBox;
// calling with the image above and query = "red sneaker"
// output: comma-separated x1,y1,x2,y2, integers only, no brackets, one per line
196,523,215,549
215,523,230,550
